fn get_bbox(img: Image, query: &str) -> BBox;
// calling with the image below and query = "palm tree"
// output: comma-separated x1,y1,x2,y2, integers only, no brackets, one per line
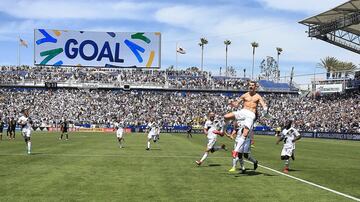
317,56,338,73
318,57,356,78
276,47,283,81
198,38,208,71
251,42,259,80
224,40,231,77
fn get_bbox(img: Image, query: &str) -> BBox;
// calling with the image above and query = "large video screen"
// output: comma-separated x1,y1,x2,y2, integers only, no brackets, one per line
34,29,161,68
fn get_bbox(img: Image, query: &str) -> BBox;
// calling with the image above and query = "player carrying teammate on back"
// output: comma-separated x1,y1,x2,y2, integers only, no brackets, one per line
223,81,268,158
228,121,258,173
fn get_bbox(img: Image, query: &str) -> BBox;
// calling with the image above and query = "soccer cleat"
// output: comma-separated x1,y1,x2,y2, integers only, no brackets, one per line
228,167,236,172
145,148,150,151
195,160,202,166
241,166,246,174
254,160,258,170
66,139,69,141
291,154,295,161
27,151,31,155
221,144,227,151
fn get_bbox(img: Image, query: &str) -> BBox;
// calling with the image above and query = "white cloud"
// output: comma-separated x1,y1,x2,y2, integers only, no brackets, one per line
155,4,360,64
0,0,358,79
256,0,349,14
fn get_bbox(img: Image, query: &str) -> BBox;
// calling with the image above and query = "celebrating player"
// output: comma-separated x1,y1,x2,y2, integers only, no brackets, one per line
228,121,258,173
276,120,301,173
115,121,124,148
223,81,267,155
17,109,32,154
195,112,226,166
59,119,69,140
146,119,158,150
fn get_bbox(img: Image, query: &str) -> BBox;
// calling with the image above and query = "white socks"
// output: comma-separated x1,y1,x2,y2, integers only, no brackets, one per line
239,158,244,168
27,142,31,153
285,159,290,167
200,152,209,162
232,156,239,168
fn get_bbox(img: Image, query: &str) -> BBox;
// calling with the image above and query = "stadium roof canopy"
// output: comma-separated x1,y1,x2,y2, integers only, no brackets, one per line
299,0,360,54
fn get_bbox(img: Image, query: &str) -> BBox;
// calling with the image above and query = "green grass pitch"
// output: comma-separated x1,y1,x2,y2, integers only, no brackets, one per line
0,132,359,202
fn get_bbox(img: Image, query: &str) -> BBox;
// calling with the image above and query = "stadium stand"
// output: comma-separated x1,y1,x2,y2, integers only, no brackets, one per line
0,65,297,92
0,86,359,133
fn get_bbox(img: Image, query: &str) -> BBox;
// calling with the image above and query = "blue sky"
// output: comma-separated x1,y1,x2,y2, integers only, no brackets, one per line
0,0,358,86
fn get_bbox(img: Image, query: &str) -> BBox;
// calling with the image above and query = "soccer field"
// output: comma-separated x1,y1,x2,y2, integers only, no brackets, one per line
0,132,359,202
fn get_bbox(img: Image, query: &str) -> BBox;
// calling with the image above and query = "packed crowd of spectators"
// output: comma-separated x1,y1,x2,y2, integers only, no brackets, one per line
0,88,359,133
260,91,360,133
0,66,251,90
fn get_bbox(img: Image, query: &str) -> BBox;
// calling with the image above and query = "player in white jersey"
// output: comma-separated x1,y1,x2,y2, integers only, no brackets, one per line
195,112,227,166
228,121,258,173
223,81,267,156
146,120,158,150
17,109,32,154
276,120,301,173
115,122,124,148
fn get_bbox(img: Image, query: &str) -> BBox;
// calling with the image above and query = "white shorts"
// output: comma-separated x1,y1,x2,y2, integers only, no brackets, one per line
22,130,31,138
233,109,256,129
148,132,156,139
116,131,123,138
281,146,294,157
234,138,251,153
207,138,217,150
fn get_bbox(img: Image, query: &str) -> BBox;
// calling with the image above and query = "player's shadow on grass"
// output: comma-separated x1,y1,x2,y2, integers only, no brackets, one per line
149,148,161,151
234,170,277,177
208,164,221,167
28,152,44,155
288,169,301,172
234,170,262,177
